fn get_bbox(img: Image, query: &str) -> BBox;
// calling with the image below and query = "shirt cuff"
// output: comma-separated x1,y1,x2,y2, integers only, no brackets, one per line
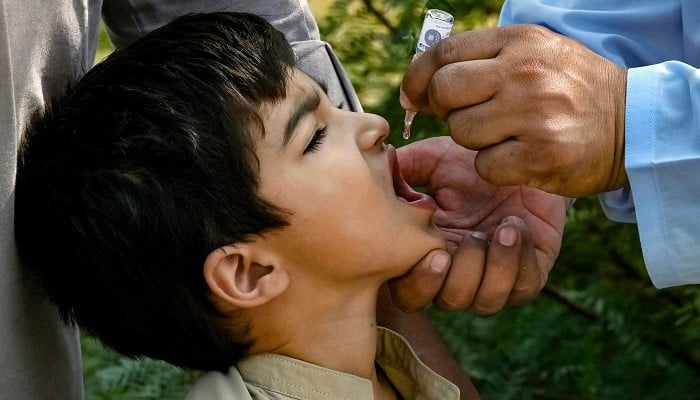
624,65,679,288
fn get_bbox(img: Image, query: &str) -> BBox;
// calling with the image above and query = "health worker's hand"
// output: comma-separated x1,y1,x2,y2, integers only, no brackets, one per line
387,136,566,316
400,24,628,198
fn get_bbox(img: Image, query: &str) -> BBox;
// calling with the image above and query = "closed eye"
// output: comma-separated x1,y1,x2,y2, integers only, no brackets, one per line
304,126,328,154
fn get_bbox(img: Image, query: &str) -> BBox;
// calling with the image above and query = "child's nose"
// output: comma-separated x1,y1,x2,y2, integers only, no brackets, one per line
357,113,389,150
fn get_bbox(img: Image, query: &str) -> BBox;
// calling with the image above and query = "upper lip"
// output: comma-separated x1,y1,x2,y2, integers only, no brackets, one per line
387,145,424,203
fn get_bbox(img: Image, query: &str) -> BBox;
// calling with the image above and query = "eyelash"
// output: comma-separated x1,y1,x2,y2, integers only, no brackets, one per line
303,126,328,154
302,103,344,155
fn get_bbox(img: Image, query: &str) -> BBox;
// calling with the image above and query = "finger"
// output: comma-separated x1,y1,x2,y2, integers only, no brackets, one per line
470,218,523,316
395,137,451,188
426,59,500,119
504,218,545,305
401,28,507,111
445,100,521,150
434,232,488,310
388,250,450,312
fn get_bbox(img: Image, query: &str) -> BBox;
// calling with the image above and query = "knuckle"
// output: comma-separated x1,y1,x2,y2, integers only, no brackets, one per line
437,291,474,310
514,23,552,43
510,55,547,84
447,110,478,140
509,285,539,305
433,38,458,66
436,299,462,311
428,66,459,112
502,26,558,81
471,302,501,316
427,85,449,117
407,284,437,306
400,301,426,313
391,287,428,312
510,270,549,305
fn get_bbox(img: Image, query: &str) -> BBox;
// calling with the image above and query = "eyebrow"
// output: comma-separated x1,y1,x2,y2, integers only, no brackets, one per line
283,89,322,147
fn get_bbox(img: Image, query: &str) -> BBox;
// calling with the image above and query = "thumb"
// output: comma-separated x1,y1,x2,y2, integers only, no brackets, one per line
387,250,450,312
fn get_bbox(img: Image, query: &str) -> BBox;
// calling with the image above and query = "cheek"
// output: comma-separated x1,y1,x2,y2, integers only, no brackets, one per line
259,155,442,271
286,156,383,217
277,196,395,267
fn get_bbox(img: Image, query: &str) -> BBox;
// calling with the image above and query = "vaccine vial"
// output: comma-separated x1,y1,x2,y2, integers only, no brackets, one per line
403,9,455,139
415,9,455,56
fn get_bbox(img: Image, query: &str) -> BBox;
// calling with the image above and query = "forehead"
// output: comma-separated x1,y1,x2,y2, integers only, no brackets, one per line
257,69,318,112
284,69,321,98
253,69,321,145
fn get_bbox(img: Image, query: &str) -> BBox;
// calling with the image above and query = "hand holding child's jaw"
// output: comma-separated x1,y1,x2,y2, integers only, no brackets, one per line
390,136,567,315
387,218,541,315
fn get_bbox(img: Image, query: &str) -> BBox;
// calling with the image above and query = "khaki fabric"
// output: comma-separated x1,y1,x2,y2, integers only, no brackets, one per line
186,328,460,400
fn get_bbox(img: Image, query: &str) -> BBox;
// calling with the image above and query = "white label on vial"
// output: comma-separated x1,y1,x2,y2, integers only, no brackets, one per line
416,9,454,54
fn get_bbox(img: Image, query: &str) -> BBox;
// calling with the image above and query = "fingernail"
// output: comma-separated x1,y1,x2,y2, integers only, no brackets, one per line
399,88,415,110
497,225,517,247
431,253,449,273
502,216,519,224
470,231,488,241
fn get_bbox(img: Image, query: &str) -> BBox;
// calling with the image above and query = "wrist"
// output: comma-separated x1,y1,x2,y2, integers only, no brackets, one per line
608,63,629,191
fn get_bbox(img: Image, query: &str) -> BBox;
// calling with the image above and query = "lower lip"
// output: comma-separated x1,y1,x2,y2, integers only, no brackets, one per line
399,191,438,212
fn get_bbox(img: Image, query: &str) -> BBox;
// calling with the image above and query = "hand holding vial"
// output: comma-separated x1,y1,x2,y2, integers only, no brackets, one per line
399,24,627,198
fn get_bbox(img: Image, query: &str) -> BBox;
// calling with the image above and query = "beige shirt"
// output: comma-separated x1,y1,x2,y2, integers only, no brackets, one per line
186,327,460,400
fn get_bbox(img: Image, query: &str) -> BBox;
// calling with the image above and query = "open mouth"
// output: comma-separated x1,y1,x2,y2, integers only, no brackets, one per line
387,145,436,209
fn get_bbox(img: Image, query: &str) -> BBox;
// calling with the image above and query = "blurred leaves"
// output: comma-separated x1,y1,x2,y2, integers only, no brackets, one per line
82,334,200,400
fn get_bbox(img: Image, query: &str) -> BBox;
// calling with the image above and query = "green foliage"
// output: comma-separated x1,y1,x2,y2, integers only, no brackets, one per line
82,334,200,400
82,1,700,398
94,21,115,64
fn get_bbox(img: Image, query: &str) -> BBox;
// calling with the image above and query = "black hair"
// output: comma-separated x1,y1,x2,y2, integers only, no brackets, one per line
14,12,295,371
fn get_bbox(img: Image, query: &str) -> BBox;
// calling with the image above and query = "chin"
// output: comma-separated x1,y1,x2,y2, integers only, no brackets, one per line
397,242,448,277
424,225,447,249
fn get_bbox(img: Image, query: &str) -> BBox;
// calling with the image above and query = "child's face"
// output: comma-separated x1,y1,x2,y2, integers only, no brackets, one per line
253,70,445,283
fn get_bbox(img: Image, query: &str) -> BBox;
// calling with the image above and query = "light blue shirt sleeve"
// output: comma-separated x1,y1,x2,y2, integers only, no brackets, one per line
499,0,700,287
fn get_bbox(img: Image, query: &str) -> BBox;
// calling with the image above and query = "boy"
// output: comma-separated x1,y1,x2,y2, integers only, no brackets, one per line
15,12,473,399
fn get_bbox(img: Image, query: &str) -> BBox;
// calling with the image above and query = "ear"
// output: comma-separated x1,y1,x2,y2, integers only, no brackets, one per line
203,242,289,309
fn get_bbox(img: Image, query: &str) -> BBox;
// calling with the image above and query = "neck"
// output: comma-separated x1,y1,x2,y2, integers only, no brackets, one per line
248,282,398,399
